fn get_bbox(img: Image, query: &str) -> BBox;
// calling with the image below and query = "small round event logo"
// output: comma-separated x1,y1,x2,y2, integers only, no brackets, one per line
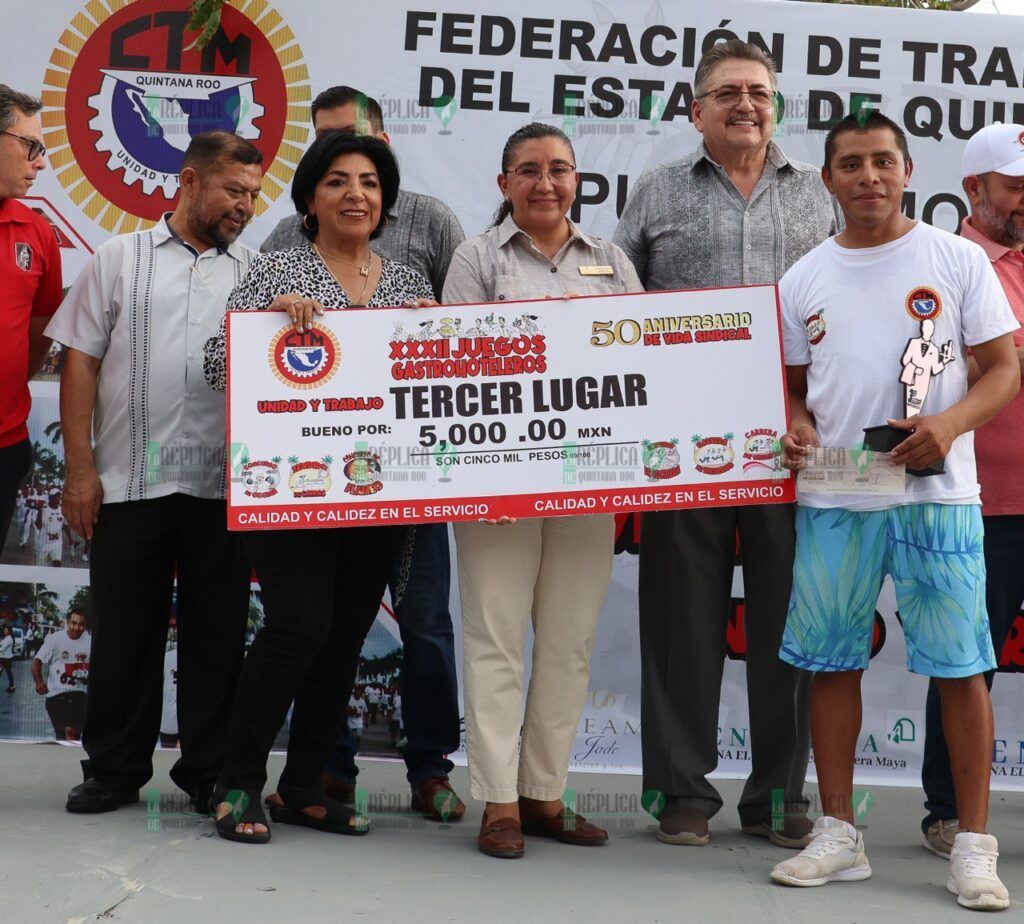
41,0,310,231
268,324,341,389
692,433,736,476
343,451,383,496
905,286,942,322
642,439,681,481
805,310,826,345
742,428,781,473
241,458,280,499
288,457,333,498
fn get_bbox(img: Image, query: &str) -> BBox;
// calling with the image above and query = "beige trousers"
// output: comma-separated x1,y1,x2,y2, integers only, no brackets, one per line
454,514,615,802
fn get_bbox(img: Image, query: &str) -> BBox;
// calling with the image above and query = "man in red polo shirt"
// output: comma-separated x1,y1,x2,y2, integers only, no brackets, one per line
920,121,1024,860
0,84,61,554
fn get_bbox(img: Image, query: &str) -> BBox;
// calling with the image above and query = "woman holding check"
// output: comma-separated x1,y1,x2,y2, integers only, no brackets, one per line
203,131,435,844
442,122,642,859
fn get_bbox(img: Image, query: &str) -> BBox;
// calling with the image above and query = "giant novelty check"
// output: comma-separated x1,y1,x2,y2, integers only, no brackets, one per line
226,286,794,529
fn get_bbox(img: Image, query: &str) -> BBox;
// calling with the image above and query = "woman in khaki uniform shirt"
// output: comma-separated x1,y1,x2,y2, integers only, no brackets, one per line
443,122,643,859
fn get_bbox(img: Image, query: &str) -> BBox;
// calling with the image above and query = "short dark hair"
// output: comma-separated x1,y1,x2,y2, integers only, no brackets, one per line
824,111,911,170
180,130,263,177
311,86,384,134
0,84,41,133
491,122,576,227
291,131,399,241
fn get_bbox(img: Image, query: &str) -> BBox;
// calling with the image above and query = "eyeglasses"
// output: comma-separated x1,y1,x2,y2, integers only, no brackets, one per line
506,164,577,183
696,87,776,110
0,130,46,161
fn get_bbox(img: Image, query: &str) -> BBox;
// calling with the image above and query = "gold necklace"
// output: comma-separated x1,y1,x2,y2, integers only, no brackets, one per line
313,243,376,304
314,242,372,276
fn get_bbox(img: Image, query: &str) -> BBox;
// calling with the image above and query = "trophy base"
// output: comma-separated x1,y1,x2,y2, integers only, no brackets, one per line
862,425,944,478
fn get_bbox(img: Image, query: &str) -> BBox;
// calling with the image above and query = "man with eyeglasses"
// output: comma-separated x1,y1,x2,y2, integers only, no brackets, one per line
0,84,61,557
614,40,840,850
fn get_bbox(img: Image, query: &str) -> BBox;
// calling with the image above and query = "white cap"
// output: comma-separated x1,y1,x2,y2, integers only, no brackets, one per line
962,123,1024,178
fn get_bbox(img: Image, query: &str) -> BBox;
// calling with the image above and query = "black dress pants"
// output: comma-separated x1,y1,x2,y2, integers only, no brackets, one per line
218,524,406,791
82,495,250,794
639,503,811,825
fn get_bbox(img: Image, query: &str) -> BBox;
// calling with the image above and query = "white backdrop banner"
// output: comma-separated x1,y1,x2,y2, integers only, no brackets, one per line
1,0,1022,792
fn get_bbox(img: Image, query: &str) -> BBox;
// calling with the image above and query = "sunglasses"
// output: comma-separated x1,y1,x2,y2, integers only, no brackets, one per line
1,130,46,161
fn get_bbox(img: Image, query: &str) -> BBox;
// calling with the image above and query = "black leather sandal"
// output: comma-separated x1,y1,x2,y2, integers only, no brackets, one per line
212,785,271,844
270,783,369,836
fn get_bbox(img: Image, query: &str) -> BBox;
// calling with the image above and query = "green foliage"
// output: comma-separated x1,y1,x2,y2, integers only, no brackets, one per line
29,441,65,484
806,0,968,8
32,586,61,624
357,649,403,683
67,586,92,621
247,593,263,635
185,0,224,52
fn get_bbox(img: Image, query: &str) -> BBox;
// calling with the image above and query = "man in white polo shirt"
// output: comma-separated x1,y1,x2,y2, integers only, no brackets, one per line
46,131,262,815
770,112,1018,911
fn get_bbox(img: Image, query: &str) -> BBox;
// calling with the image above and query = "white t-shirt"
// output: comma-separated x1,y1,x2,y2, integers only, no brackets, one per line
781,222,1019,511
161,647,178,736
35,509,65,565
38,508,65,541
391,693,402,725
348,695,367,731
35,628,91,698
0,636,13,658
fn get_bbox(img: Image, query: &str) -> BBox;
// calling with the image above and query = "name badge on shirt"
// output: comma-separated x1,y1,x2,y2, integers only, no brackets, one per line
578,265,614,276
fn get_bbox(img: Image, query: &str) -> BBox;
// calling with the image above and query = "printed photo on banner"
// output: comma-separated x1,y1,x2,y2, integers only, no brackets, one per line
339,601,409,762
0,579,91,742
33,342,65,382
0,396,88,570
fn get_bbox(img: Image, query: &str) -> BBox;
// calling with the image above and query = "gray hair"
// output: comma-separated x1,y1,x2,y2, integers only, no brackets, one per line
694,39,778,99
0,84,42,132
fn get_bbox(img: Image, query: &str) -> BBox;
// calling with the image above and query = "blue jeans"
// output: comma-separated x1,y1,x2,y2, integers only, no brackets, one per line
921,514,1024,830
324,524,460,786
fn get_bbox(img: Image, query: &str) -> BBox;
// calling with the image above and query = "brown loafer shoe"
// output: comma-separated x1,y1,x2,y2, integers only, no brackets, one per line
478,816,524,858
518,798,609,846
742,812,813,849
411,776,466,822
922,818,958,859
656,807,710,846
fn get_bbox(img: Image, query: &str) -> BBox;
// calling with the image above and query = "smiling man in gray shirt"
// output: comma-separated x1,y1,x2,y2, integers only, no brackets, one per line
261,86,467,822
261,87,463,301
614,40,840,851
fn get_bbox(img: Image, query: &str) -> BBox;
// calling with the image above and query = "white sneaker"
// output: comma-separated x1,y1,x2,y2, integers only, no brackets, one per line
947,832,1009,911
770,816,872,887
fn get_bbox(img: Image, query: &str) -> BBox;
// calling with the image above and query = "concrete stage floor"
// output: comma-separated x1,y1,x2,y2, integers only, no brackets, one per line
0,742,1021,923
